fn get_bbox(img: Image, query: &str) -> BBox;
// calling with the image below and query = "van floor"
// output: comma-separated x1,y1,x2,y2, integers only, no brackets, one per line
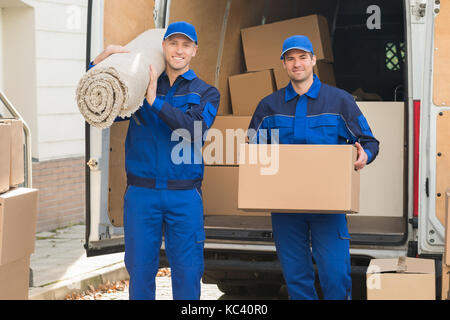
204,215,405,236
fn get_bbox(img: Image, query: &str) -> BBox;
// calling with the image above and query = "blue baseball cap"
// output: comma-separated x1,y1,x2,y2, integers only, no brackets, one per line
164,21,198,44
280,35,314,59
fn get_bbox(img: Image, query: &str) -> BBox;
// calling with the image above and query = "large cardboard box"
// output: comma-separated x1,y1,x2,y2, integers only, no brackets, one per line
0,119,24,187
0,256,30,300
202,166,268,216
0,123,11,194
273,61,336,90
366,257,435,300
228,70,275,116
0,188,38,266
238,144,359,213
241,15,333,72
203,116,251,165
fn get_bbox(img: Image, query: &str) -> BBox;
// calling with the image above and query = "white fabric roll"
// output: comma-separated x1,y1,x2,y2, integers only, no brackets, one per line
76,28,166,128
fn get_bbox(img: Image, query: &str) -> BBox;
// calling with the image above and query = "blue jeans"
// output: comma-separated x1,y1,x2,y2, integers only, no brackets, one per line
123,186,205,300
271,213,352,300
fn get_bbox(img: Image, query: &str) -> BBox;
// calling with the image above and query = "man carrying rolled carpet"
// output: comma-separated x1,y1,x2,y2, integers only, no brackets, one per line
89,21,220,300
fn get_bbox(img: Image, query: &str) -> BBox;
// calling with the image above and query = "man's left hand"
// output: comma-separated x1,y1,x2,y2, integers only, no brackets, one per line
146,64,158,106
354,142,368,171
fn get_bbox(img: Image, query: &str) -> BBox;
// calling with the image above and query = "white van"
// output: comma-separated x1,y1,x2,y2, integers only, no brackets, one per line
84,0,449,299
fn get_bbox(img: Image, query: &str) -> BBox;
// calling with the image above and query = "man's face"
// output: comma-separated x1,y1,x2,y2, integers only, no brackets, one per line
282,49,316,83
162,34,198,72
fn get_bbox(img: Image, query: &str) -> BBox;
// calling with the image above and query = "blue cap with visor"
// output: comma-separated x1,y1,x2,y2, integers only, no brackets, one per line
164,21,198,44
280,35,314,59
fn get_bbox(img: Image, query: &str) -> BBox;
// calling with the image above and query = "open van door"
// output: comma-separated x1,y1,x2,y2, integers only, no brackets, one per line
417,0,449,257
83,0,166,256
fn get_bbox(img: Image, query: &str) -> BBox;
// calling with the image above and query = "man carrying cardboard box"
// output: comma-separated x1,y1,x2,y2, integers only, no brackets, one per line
89,22,220,300
247,35,380,300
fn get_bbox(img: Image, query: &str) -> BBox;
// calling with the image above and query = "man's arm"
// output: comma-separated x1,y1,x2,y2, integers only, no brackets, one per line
340,94,380,169
143,87,220,142
247,100,271,144
144,65,220,142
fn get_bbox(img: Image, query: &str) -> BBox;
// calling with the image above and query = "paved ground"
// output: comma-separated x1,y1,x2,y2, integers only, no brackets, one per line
66,276,226,300
28,223,226,300
28,223,292,300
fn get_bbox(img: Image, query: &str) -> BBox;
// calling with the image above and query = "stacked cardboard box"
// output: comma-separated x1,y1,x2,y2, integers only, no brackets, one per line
0,119,25,191
0,123,11,194
203,15,338,217
0,119,37,300
202,117,268,216
240,14,336,92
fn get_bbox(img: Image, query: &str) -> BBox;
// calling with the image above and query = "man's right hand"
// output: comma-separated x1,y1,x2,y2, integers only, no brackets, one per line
92,45,130,65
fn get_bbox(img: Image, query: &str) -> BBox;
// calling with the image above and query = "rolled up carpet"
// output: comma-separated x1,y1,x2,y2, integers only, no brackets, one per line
76,28,166,128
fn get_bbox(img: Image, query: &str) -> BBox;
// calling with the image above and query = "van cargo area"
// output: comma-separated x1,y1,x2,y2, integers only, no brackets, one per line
195,0,407,246
87,0,437,299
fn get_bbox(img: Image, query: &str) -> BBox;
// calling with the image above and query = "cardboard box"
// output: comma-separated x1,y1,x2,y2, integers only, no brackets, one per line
0,123,11,194
0,119,24,187
366,257,435,300
241,15,334,72
0,188,38,266
238,144,359,213
228,70,275,116
203,116,252,165
273,61,336,90
202,166,269,216
0,256,30,300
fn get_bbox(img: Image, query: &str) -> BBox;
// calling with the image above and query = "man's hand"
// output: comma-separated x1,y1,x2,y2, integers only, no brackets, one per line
92,45,130,65
146,64,158,106
354,142,368,171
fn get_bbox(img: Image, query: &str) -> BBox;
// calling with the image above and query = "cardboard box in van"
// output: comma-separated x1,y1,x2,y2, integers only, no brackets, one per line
241,14,334,72
366,257,435,300
238,144,359,213
0,123,11,194
228,70,275,116
203,116,251,166
0,188,38,266
273,61,336,90
203,165,269,216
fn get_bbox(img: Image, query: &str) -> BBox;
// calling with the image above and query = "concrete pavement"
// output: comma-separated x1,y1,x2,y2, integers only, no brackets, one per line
28,224,127,300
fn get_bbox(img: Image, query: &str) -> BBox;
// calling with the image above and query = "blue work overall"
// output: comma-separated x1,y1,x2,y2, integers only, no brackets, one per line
248,75,379,300
89,62,220,300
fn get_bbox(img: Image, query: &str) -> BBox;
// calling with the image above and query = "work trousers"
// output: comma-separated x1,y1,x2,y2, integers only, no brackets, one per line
123,185,205,300
271,213,352,300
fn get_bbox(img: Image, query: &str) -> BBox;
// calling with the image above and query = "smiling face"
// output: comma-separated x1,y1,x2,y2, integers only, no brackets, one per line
162,34,198,73
282,49,316,84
